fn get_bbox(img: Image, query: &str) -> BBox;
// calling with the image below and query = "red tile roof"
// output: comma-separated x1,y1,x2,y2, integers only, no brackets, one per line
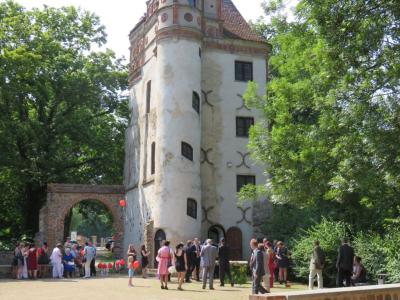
221,0,264,42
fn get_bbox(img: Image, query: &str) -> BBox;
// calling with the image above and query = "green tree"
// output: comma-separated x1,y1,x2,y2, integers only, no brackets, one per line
0,1,128,240
242,0,400,232
67,200,114,239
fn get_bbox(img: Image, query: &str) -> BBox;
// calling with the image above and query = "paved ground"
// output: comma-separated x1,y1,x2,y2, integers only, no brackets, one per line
0,276,306,300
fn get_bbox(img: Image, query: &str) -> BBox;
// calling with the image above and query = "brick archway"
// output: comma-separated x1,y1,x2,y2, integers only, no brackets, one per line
39,184,125,257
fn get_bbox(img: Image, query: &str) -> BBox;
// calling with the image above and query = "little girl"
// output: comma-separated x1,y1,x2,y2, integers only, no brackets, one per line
128,256,134,287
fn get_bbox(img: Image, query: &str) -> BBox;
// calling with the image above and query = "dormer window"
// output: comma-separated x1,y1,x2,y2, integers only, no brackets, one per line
188,0,197,7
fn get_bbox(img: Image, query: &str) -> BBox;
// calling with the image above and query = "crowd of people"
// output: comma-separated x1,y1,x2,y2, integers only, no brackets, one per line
12,236,367,295
134,237,237,291
248,237,367,294
13,242,47,280
13,240,99,279
124,237,291,294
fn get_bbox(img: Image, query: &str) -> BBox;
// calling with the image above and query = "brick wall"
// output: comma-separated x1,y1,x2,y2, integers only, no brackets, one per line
249,284,400,300
40,184,125,258
144,220,154,268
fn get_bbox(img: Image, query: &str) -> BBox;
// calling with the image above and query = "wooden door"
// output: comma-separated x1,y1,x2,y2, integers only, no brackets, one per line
226,227,243,260
154,229,166,268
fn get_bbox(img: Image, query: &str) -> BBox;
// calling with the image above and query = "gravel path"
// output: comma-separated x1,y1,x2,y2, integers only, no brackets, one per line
0,276,305,300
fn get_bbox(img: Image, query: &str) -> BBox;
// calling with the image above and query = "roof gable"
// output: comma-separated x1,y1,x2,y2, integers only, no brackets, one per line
221,0,264,42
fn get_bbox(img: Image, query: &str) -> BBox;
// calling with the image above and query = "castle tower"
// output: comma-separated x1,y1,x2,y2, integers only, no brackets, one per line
154,0,203,245
125,0,270,262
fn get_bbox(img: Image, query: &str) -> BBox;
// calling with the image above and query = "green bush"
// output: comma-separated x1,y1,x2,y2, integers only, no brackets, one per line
231,263,248,285
353,232,385,282
382,225,400,283
290,218,351,286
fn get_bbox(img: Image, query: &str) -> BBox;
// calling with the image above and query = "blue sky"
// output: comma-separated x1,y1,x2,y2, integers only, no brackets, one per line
15,0,296,58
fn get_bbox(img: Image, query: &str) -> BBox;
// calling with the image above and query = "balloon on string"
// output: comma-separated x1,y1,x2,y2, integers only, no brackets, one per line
133,261,140,270
119,259,125,266
98,263,102,269
108,263,113,269
119,199,126,207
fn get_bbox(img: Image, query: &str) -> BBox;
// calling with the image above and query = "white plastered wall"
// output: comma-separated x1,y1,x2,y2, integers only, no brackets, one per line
201,46,266,259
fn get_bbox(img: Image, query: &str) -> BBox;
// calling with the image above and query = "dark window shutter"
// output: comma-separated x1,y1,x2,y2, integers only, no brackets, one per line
192,91,200,114
146,80,151,113
151,142,155,175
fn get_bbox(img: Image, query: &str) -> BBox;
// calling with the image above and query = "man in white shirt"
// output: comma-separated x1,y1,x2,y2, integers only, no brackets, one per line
50,243,63,279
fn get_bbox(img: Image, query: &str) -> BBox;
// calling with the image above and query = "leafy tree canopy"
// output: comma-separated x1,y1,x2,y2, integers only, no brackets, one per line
241,0,400,232
0,1,128,240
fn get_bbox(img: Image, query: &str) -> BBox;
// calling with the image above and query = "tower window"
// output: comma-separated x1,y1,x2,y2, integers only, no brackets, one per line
187,198,197,219
192,91,200,114
236,117,254,137
237,175,256,192
181,142,193,161
151,142,155,175
146,80,151,114
235,61,253,82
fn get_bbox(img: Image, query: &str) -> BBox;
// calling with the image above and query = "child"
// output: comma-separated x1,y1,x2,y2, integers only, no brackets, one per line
128,256,134,287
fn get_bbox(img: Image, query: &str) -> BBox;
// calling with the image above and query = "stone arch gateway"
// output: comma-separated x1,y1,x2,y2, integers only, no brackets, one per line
39,184,125,257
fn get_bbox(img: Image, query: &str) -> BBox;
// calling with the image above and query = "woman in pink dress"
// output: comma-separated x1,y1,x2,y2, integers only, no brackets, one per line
157,240,173,290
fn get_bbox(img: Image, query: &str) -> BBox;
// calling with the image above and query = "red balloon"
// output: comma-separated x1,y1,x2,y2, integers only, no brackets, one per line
97,263,102,269
115,260,120,266
119,199,126,207
133,261,140,270
119,259,125,266
108,263,113,269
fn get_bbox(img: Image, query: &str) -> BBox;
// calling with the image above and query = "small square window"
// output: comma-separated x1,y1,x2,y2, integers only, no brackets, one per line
237,175,256,192
187,198,197,219
181,142,193,161
235,61,253,82
236,117,254,137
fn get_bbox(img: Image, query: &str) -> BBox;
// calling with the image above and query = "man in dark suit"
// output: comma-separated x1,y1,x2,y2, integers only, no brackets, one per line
249,239,269,294
218,238,234,287
190,238,201,281
336,238,355,287
184,240,194,282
